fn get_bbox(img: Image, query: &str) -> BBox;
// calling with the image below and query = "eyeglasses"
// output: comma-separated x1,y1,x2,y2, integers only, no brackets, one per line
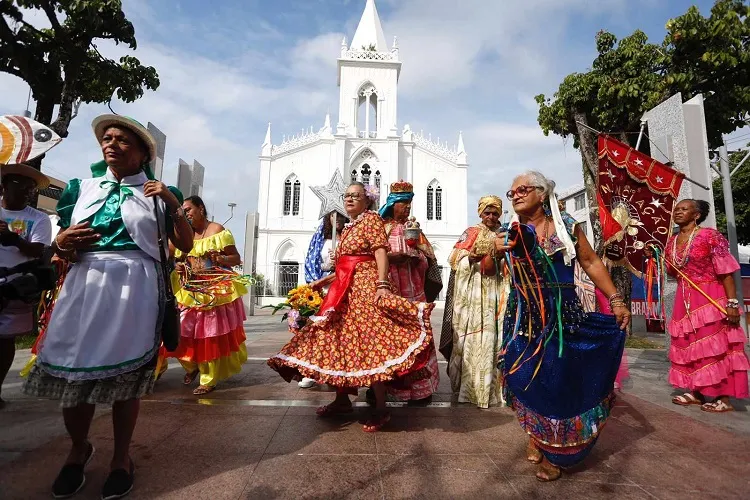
341,193,362,201
506,185,542,200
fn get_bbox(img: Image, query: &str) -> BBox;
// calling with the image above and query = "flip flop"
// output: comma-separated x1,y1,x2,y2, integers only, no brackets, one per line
193,385,215,396
672,393,703,406
536,462,562,482
183,370,199,386
363,411,391,433
701,400,735,413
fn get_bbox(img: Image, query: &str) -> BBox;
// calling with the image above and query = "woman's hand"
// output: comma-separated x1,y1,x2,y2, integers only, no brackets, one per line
612,304,631,331
375,287,392,301
726,307,741,325
55,222,101,252
143,180,180,211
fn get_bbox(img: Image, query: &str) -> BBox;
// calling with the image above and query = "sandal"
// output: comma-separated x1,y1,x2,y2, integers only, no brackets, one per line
701,400,735,413
526,442,543,464
363,411,391,433
183,370,199,386
315,403,354,418
672,392,703,406
536,462,562,482
193,385,215,396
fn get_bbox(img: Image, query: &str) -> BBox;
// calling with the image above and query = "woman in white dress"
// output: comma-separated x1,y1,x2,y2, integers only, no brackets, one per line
23,115,193,499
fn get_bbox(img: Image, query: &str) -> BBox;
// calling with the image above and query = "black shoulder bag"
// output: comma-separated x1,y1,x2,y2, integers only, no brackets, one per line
154,198,181,352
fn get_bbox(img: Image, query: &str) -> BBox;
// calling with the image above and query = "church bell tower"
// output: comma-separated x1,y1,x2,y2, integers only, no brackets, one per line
336,0,401,139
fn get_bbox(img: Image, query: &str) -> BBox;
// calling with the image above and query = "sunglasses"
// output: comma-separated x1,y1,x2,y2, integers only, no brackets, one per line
506,185,542,200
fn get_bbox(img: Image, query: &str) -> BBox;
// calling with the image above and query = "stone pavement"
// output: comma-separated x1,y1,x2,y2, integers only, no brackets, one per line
1,309,749,499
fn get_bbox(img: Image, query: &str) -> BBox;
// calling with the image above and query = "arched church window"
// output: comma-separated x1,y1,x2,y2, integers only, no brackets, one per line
435,185,443,221
374,170,381,189
292,179,301,216
426,186,434,221
283,178,292,216
426,180,442,221
357,84,378,138
361,164,371,185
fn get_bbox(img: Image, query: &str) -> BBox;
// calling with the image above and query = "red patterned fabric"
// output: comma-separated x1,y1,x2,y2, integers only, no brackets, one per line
597,135,684,275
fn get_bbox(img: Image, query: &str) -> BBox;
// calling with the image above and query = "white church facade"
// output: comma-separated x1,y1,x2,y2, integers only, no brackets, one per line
254,0,467,298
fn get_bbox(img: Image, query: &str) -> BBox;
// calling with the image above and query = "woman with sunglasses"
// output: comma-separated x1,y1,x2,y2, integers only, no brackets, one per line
438,195,511,409
268,182,435,432
498,171,629,482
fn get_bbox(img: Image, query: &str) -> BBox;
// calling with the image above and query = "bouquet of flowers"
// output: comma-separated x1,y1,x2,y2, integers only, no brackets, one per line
264,284,324,330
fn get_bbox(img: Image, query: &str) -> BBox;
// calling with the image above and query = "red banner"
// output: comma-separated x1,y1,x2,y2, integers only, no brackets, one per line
597,135,684,276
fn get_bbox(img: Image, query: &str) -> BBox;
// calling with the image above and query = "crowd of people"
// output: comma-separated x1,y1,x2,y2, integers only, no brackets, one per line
0,112,748,497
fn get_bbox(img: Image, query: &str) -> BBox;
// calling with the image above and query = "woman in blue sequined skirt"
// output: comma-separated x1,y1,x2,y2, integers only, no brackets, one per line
499,172,630,482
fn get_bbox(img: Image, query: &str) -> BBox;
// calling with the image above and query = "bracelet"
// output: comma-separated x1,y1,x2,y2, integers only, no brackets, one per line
726,299,740,309
608,292,623,302
54,234,74,252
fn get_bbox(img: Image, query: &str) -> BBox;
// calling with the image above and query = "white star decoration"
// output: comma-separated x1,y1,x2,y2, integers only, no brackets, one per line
655,176,664,183
650,197,664,208
310,170,348,219
612,150,620,157
634,158,644,166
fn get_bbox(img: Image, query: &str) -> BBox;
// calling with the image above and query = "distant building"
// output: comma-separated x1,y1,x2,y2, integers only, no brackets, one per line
37,175,66,215
147,122,167,181
557,183,594,245
177,159,205,198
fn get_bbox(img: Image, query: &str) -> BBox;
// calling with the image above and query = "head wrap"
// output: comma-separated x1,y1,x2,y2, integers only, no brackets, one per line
379,191,414,218
477,195,502,216
304,221,327,283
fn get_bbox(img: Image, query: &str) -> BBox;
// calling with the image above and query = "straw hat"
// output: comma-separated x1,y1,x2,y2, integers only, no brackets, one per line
1,163,51,189
91,114,156,163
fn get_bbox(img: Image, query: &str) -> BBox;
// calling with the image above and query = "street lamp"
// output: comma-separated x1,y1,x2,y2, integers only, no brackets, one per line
224,202,237,225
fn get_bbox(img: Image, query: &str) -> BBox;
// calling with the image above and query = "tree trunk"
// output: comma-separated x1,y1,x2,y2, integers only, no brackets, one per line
573,110,632,322
50,65,80,138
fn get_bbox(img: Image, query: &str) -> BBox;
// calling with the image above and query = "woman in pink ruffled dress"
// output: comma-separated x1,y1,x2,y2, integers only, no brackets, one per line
666,200,749,413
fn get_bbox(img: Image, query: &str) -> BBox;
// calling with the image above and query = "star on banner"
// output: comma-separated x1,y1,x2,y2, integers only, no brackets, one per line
634,158,644,166
310,170,348,219
655,176,664,184
649,197,664,209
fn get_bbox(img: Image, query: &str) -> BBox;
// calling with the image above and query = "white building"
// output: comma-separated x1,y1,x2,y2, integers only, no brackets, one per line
255,0,468,297
557,183,594,245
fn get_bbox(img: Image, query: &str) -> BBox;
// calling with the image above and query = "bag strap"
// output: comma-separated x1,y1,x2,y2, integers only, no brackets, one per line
153,197,175,295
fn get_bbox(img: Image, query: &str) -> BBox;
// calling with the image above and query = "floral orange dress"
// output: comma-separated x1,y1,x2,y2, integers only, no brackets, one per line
268,211,435,387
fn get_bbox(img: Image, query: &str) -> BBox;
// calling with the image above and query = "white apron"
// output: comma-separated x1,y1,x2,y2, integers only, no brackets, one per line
37,169,167,381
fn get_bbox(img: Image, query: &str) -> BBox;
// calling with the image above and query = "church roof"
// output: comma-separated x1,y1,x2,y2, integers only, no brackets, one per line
350,0,388,52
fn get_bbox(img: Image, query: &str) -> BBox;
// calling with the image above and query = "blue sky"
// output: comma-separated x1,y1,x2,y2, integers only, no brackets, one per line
0,0,723,248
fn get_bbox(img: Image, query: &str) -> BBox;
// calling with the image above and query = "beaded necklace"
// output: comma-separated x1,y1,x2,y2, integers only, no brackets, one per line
671,225,699,269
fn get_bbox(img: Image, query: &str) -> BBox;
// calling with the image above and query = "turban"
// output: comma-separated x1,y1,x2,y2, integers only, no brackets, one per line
477,195,502,215
379,191,414,218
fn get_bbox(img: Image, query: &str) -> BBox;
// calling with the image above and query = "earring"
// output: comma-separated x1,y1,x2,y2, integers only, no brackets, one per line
543,201,551,217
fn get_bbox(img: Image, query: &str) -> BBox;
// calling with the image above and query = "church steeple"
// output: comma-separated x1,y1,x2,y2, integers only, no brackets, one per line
350,0,388,52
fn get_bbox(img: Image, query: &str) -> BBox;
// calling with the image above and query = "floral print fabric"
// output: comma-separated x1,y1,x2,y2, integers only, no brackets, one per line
268,211,435,387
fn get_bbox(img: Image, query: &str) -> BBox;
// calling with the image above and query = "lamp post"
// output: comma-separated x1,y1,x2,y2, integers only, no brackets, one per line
224,202,237,225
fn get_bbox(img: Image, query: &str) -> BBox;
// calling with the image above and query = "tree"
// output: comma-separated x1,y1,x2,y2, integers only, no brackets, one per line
0,0,159,153
713,146,750,245
535,0,750,307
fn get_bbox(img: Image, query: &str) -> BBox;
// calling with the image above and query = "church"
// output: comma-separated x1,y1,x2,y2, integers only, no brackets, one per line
255,0,468,299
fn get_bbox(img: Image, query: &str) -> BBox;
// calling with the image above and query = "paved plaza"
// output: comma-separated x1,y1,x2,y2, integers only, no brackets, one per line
1,309,749,499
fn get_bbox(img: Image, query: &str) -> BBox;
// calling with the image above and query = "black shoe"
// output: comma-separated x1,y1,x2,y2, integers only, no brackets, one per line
101,460,135,500
52,443,95,499
365,388,376,406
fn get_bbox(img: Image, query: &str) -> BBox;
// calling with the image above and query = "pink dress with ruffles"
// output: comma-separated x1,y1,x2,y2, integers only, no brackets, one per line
666,228,749,398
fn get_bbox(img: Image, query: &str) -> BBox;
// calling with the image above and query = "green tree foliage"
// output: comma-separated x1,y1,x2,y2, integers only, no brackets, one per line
0,0,159,143
535,0,749,310
713,146,750,244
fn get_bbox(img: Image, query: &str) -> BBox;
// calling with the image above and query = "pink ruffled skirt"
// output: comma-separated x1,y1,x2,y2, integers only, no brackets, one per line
668,281,750,398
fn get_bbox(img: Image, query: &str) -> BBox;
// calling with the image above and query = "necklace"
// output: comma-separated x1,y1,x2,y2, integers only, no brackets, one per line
536,217,552,253
671,225,699,269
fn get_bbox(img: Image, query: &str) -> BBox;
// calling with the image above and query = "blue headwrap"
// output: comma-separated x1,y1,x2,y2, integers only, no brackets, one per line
378,191,414,218
304,221,327,283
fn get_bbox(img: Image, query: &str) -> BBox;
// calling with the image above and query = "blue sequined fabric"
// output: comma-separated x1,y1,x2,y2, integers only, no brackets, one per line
500,224,626,468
